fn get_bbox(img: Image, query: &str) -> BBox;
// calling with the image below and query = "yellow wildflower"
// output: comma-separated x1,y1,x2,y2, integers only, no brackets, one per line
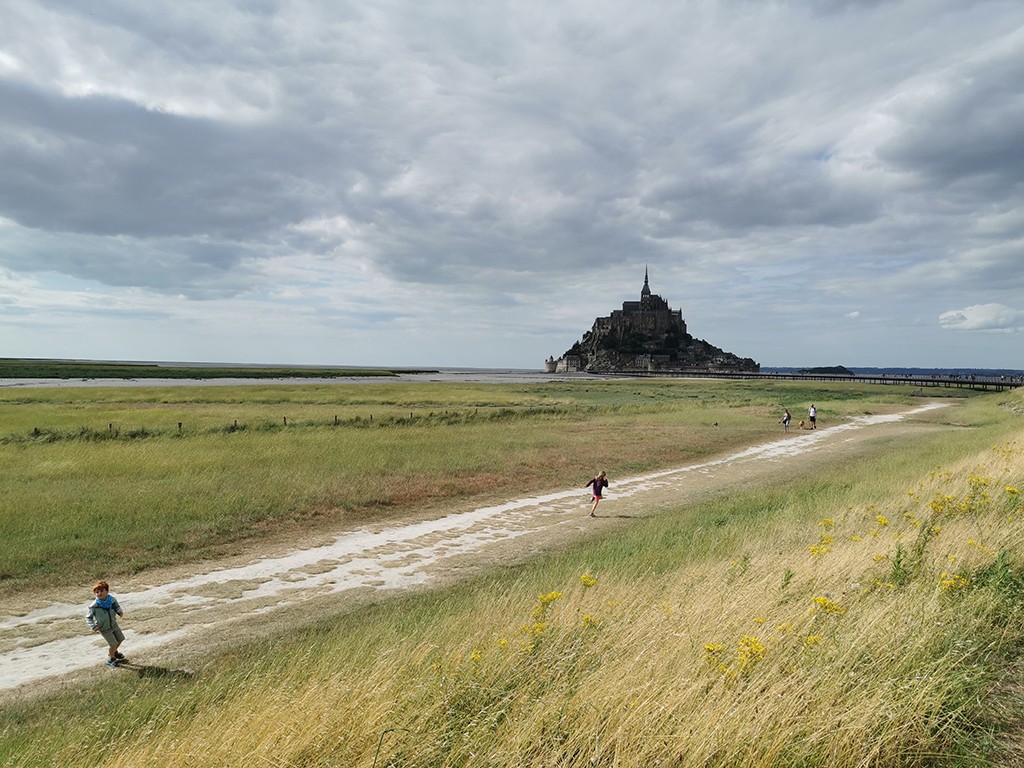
969,473,991,488
531,591,563,620
702,643,725,671
736,635,767,668
812,596,846,614
939,572,970,592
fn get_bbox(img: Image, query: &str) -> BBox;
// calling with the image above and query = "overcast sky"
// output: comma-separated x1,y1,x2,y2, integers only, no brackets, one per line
2,0,1023,371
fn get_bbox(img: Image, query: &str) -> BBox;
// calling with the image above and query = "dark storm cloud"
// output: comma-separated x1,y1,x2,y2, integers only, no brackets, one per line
642,162,880,233
0,80,358,241
878,46,1024,193
0,226,267,299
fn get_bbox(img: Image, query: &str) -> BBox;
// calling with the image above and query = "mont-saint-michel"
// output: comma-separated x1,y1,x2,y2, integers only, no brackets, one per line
546,270,759,374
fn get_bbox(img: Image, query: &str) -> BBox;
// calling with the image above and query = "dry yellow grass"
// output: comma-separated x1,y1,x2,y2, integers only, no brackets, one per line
48,432,1022,768
4,386,1022,767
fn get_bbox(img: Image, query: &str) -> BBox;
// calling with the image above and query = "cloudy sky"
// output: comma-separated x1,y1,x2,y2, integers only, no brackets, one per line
2,0,1023,371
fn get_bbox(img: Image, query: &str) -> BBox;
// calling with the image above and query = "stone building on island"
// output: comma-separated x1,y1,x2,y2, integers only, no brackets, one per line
546,269,759,373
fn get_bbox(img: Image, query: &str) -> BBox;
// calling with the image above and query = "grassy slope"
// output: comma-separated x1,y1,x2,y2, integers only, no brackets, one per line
2,384,1022,766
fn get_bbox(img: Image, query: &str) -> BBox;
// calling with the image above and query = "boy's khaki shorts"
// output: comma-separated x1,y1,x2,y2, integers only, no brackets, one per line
99,627,125,648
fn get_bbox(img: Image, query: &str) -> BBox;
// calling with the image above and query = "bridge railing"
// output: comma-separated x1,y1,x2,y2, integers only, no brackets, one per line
601,370,1023,392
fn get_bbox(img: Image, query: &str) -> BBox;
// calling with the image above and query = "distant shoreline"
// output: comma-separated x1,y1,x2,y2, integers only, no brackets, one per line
0,370,591,389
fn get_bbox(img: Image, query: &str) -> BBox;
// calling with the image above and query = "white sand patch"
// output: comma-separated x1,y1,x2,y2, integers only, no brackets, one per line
0,630,190,690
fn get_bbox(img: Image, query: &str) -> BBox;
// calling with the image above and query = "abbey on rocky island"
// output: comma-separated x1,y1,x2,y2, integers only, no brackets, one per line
546,269,759,373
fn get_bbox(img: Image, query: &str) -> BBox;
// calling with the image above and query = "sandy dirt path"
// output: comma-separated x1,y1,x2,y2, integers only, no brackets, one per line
0,402,950,696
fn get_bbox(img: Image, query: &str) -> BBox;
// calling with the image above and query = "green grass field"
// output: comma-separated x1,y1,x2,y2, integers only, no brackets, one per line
0,378,941,593
2,380,1023,767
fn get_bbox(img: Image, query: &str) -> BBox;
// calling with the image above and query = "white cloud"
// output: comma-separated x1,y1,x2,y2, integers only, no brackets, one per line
939,304,1024,333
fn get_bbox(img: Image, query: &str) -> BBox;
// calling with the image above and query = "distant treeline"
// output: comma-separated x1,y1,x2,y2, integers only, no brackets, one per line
0,359,426,380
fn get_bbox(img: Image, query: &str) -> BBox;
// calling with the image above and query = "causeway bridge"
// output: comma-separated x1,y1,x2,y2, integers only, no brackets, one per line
609,370,1023,393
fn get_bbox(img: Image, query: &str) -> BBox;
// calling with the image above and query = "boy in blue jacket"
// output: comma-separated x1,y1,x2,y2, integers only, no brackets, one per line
86,580,127,667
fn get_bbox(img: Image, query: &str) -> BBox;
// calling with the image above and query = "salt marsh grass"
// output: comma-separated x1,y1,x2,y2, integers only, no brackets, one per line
2,386,1023,766
0,379,932,591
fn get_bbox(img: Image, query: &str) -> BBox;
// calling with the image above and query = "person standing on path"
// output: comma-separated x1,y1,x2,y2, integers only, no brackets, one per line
781,409,791,432
585,471,609,517
86,580,127,667
809,404,817,429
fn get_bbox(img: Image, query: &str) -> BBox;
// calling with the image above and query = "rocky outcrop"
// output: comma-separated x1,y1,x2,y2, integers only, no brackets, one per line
546,270,758,374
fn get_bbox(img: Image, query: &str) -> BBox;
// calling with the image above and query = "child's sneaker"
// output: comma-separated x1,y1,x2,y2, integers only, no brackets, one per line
106,658,120,668
115,652,127,661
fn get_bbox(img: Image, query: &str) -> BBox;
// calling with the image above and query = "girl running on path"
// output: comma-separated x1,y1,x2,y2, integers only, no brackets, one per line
585,471,609,517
